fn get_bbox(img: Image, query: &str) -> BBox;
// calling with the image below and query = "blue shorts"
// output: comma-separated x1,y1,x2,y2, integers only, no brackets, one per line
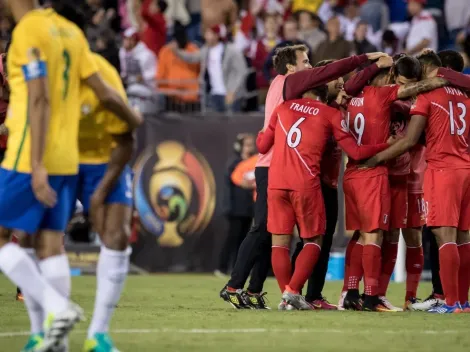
77,163,133,213
0,168,78,234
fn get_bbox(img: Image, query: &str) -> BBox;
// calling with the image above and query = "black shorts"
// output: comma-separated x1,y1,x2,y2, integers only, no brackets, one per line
250,167,268,233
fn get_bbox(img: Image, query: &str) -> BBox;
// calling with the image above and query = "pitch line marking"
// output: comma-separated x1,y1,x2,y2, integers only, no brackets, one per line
0,328,463,338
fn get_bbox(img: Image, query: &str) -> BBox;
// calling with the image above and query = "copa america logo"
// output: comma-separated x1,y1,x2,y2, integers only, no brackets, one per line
133,141,216,247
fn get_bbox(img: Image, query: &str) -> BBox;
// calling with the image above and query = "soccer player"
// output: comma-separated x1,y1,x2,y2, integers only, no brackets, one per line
220,45,388,309
0,1,141,350
79,53,136,352
257,83,391,310
341,56,448,312
364,50,470,313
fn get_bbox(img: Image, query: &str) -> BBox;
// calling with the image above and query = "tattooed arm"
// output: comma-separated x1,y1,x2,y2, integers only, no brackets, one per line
397,77,448,99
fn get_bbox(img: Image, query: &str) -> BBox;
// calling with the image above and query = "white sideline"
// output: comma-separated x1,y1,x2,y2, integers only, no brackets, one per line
0,328,463,338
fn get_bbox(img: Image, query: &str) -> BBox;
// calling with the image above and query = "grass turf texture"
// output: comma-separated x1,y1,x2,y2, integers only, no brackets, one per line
0,275,469,351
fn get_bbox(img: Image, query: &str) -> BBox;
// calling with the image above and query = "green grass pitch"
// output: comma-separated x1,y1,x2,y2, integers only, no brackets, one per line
0,275,469,351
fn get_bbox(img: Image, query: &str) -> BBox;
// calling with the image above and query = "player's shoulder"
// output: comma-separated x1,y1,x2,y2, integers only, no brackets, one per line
13,9,52,39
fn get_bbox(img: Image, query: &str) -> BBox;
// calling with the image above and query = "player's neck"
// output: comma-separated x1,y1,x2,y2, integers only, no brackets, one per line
10,0,40,22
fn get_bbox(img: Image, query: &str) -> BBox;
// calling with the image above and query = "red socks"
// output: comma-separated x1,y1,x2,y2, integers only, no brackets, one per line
348,242,364,290
271,246,292,293
378,241,398,296
405,246,424,301
342,238,358,292
363,244,382,296
439,243,460,306
288,243,321,293
458,243,470,304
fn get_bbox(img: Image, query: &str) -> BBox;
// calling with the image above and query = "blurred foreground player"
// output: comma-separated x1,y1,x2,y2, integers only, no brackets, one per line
365,50,470,313
257,85,390,310
220,45,388,309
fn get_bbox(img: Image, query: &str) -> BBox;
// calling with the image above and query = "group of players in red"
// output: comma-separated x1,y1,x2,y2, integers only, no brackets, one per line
257,46,470,313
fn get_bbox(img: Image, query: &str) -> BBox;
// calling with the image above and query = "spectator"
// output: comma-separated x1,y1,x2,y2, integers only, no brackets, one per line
133,0,167,57
353,20,377,55
298,11,327,52
339,1,361,41
95,28,121,71
173,25,249,113
164,0,191,28
201,0,238,34
405,0,438,55
289,0,325,14
445,0,470,44
381,29,400,56
249,14,281,91
85,0,116,52
157,23,200,109
186,0,202,42
119,27,157,96
263,17,312,82
314,16,353,63
359,0,390,33
216,134,256,277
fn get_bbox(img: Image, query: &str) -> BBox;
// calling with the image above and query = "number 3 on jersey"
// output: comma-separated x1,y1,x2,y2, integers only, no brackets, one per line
346,112,365,145
62,49,71,100
287,117,305,148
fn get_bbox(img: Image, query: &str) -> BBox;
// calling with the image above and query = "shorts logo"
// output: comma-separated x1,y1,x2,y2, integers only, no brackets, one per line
133,141,216,247
383,214,388,224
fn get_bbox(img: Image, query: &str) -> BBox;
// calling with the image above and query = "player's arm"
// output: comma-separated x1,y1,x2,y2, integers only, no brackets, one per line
329,111,389,160
437,67,470,91
256,110,278,154
364,114,427,167
396,77,448,99
283,52,387,100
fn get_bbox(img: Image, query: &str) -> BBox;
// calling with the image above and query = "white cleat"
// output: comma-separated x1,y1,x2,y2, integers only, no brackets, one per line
38,303,85,352
282,291,314,310
338,291,347,311
278,299,296,311
379,296,403,312
409,294,445,312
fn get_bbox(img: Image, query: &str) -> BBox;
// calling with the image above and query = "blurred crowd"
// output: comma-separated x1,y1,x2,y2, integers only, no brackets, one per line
1,0,470,113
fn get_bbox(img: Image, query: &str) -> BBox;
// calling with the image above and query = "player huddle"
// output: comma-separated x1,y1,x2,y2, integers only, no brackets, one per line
0,0,141,351
221,44,470,314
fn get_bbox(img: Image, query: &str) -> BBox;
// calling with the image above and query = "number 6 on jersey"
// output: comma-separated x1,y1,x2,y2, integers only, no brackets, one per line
287,117,305,148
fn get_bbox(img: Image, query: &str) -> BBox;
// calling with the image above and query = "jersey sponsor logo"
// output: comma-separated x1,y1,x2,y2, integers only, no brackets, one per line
133,141,216,247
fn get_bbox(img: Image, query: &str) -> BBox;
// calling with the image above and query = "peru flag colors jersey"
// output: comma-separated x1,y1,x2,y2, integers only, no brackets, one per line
388,100,412,176
410,86,470,169
256,98,389,191
345,85,400,178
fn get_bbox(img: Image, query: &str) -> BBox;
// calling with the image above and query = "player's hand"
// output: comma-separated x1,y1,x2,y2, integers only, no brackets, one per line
31,165,57,208
90,189,107,235
387,135,400,145
376,55,393,68
419,48,435,56
359,155,381,169
366,52,388,61
335,89,350,106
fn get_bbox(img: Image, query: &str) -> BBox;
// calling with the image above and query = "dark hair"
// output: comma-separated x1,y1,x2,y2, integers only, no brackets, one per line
173,21,188,49
51,0,87,31
382,29,397,44
416,50,442,69
393,56,422,80
438,50,464,72
273,44,308,75
314,59,334,68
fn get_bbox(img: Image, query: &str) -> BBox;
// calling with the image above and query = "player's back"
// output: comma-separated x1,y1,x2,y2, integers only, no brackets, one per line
79,54,128,164
411,86,470,169
269,98,336,191
4,9,96,175
345,84,399,177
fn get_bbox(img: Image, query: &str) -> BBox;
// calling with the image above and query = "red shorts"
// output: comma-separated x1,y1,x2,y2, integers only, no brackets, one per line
267,187,325,238
407,192,426,228
344,173,391,233
389,175,408,229
424,168,470,230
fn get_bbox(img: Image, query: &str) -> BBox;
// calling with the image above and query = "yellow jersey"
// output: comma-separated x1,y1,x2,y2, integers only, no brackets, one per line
4,9,98,175
79,54,129,164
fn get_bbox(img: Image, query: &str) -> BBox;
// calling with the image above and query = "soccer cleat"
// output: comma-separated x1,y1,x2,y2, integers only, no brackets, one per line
461,302,470,313
409,293,445,311
219,286,251,309
83,333,121,352
245,292,271,310
428,302,463,314
282,290,314,310
39,303,85,352
379,296,403,312
343,290,363,311
309,296,337,310
21,333,44,352
278,299,295,311
362,295,396,312
403,297,420,311
337,291,347,311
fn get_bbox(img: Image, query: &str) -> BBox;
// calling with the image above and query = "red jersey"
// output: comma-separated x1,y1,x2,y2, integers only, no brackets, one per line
388,100,411,176
345,85,400,178
257,98,389,191
408,144,426,193
410,86,470,169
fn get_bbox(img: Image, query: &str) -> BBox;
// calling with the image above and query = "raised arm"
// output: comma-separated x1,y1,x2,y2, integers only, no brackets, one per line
438,67,470,91
397,77,448,99
256,111,278,154
364,114,427,167
283,53,387,100
344,63,380,97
